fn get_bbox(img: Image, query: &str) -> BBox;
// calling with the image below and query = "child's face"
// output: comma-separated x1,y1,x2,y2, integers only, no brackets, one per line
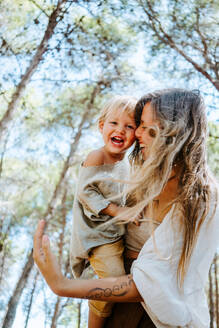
99,109,136,156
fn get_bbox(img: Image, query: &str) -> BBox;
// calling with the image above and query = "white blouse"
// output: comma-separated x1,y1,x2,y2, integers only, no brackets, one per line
132,200,219,328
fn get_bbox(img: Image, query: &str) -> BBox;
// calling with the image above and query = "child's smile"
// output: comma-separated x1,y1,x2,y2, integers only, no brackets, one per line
111,136,124,146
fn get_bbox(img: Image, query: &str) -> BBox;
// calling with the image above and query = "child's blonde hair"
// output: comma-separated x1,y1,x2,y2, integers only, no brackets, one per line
99,95,137,122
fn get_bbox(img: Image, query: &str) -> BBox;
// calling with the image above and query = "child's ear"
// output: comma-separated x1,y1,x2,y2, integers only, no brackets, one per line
99,120,104,133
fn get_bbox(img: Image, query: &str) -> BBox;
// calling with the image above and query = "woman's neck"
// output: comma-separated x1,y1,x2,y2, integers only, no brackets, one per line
149,170,179,223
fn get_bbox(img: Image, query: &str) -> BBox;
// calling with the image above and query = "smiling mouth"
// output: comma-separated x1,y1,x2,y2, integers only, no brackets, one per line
111,136,124,145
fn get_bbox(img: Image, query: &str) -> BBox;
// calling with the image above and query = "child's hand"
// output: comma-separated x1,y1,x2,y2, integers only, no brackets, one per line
133,218,140,226
101,203,129,217
102,204,142,225
116,206,141,226
132,212,142,226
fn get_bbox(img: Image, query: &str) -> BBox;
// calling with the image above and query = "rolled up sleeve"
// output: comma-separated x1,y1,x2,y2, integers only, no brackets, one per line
78,184,111,219
76,165,113,220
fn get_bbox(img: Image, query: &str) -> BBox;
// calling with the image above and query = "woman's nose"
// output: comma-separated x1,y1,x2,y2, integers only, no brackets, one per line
135,126,141,138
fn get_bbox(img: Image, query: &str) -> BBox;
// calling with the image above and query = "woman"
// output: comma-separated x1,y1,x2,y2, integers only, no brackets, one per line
33,89,219,328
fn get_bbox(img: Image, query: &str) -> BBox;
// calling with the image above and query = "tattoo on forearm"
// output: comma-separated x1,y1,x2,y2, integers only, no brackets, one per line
86,275,134,300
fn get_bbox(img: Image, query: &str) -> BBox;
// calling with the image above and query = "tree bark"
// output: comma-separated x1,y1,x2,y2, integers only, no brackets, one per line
209,266,214,328
0,130,9,178
0,220,11,284
77,301,82,328
51,297,62,328
1,83,101,328
24,271,39,328
0,0,68,142
214,254,218,328
41,82,101,231
2,250,34,328
139,0,219,91
50,188,67,327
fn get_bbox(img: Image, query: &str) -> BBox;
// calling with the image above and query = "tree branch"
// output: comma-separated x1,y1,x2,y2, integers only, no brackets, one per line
28,0,50,17
0,0,70,142
139,0,219,91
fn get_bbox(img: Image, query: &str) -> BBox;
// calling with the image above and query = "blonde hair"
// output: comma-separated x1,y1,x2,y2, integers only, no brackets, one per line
118,89,218,286
99,95,137,122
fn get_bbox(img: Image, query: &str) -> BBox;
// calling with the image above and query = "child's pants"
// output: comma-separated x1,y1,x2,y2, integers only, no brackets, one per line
88,239,125,318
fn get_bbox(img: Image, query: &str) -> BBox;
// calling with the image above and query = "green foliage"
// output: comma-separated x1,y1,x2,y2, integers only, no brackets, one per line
0,1,138,325
121,0,219,89
58,301,87,328
0,1,218,327
0,0,49,54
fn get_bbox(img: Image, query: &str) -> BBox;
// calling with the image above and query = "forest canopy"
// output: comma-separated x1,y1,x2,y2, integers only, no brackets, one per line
0,1,218,327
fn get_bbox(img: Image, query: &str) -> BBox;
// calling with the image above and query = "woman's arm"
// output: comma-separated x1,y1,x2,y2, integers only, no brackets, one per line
33,220,142,302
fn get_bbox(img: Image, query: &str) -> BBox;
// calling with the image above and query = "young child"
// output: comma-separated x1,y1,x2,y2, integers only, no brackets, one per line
70,95,137,328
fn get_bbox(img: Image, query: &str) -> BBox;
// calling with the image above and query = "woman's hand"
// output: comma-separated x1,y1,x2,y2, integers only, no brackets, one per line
33,220,66,295
33,220,142,302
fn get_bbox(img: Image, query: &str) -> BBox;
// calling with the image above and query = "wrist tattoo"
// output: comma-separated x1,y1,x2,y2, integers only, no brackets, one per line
86,275,134,300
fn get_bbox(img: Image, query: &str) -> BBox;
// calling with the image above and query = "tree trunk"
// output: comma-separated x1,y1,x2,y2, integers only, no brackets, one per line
24,270,39,328
50,188,67,327
214,254,218,328
139,0,219,91
1,3,71,326
0,0,68,142
41,83,100,231
1,83,100,328
77,301,82,328
50,297,61,328
2,250,34,328
0,218,11,284
0,130,9,178
209,266,214,328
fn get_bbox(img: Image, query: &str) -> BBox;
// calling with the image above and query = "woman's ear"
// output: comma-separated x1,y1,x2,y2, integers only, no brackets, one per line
99,120,104,133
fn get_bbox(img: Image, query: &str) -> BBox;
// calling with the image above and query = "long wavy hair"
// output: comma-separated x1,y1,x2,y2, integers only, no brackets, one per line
118,89,217,286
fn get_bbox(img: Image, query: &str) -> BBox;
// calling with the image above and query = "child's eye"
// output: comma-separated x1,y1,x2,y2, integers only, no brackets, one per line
127,125,135,129
110,121,117,125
